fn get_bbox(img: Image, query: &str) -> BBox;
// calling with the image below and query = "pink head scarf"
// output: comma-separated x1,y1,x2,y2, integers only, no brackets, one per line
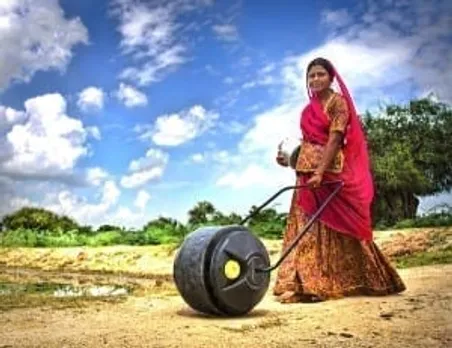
298,58,375,241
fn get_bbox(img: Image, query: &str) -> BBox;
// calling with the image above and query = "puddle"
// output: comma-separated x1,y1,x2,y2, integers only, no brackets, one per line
0,281,131,298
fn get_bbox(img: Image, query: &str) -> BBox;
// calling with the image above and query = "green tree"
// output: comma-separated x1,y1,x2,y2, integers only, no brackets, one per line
246,205,287,239
142,216,188,243
97,224,123,232
364,97,452,226
208,211,243,225
1,207,79,232
78,225,94,234
187,201,216,225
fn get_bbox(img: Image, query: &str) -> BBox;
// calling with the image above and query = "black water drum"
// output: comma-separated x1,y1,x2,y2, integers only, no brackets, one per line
173,225,271,316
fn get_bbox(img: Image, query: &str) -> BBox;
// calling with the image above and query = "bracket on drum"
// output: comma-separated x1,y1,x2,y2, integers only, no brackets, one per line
173,180,343,317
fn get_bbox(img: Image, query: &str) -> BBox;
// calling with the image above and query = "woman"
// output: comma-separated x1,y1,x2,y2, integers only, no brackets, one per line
273,57,406,303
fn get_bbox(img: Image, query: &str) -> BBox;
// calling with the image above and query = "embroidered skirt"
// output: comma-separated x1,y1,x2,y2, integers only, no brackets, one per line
273,176,406,300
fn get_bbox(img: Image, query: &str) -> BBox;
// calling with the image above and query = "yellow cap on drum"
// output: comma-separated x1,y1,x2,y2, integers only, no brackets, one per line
224,259,241,280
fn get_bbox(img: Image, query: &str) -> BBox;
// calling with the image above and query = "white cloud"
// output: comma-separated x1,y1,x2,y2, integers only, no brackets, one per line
188,149,240,167
279,39,413,112
0,0,88,91
212,24,239,42
192,153,204,163
320,8,352,28
2,0,449,228
85,167,109,186
0,179,123,229
211,150,233,164
213,89,241,110
205,64,220,76
103,206,150,229
239,56,252,66
0,106,27,134
101,180,121,205
241,63,280,90
119,45,186,86
261,63,276,74
0,94,90,179
115,83,148,108
214,0,452,197
77,87,105,112
211,102,301,204
112,0,212,86
149,105,219,146
42,180,121,228
0,178,34,216
218,120,247,134
216,164,290,189
242,75,277,89
0,176,152,230
134,190,151,210
121,148,169,188
121,168,164,189
238,103,301,157
86,126,101,141
223,76,234,84
320,0,452,103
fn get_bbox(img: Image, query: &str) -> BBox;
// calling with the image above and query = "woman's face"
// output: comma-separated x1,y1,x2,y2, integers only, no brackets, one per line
307,65,332,93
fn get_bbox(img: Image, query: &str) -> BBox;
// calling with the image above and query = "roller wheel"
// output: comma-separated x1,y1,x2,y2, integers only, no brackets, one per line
173,225,270,316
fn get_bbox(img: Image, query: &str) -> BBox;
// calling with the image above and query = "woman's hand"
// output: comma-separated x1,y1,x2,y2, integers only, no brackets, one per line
276,152,289,167
306,171,323,188
276,140,289,167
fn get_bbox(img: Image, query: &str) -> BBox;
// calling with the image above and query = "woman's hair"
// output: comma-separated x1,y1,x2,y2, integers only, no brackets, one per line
306,57,335,81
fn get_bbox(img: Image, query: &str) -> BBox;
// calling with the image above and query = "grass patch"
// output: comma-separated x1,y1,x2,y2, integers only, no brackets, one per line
394,246,452,269
0,293,127,312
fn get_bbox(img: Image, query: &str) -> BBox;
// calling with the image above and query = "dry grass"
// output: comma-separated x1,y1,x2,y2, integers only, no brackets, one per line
0,292,127,312
0,227,451,280
378,227,452,257
0,244,176,277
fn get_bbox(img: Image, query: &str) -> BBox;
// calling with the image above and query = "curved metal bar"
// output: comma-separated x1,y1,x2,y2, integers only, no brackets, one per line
239,180,343,226
254,180,344,273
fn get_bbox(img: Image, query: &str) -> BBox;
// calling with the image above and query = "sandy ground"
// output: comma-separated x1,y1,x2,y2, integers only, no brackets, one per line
1,263,451,348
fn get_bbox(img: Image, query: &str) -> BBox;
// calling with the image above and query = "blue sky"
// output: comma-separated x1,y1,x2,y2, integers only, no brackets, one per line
0,0,451,228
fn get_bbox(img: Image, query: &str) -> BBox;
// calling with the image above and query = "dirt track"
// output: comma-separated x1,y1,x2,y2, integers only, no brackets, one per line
1,264,451,348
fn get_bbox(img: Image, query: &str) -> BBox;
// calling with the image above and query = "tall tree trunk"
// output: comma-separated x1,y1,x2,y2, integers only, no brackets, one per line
406,192,419,219
399,191,419,219
401,192,407,218
384,192,398,224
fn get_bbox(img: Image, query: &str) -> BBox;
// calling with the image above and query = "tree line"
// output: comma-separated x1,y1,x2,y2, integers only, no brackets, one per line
0,97,451,247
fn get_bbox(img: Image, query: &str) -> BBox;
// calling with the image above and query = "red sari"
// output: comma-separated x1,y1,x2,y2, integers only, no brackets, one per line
273,65,406,302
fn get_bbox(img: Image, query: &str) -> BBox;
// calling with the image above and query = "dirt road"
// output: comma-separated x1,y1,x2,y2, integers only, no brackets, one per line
1,264,451,348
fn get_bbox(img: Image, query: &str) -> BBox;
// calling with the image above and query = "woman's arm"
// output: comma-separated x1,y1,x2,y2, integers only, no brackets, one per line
306,132,343,187
307,95,349,187
315,131,343,175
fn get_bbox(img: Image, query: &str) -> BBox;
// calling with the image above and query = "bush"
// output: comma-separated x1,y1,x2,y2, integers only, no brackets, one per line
0,229,38,247
0,227,187,248
1,207,79,232
1,208,449,248
140,227,183,245
250,221,285,240
393,212,452,229
85,231,125,247
36,230,87,247
395,247,452,268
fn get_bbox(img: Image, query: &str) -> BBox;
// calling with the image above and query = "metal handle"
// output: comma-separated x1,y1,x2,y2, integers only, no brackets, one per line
239,180,343,226
252,180,344,273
